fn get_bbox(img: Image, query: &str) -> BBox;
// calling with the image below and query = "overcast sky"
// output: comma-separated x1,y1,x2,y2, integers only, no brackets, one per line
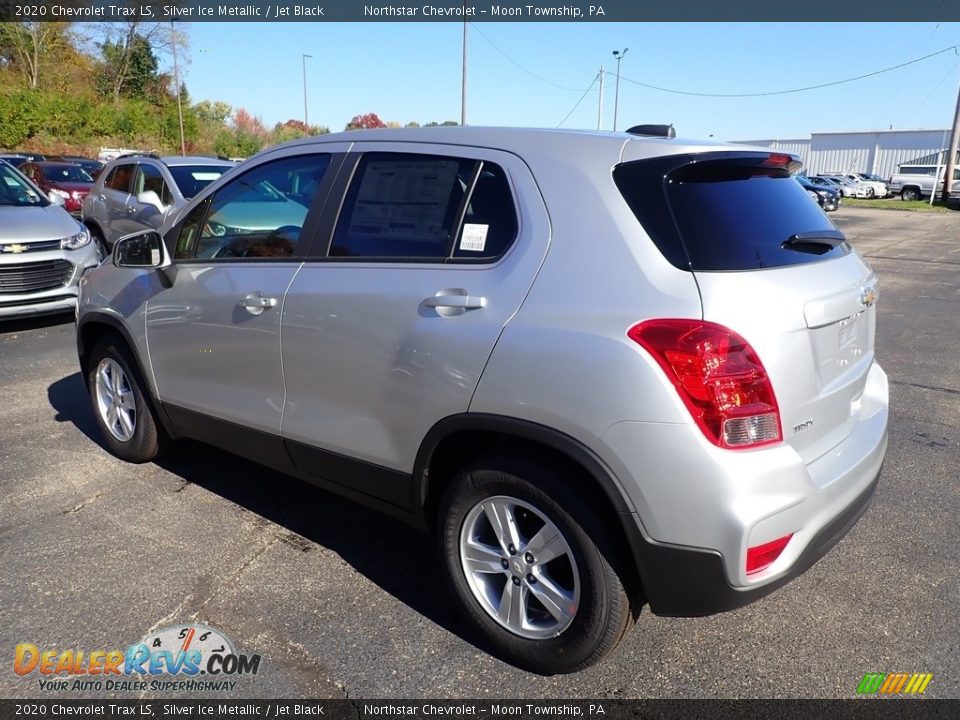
173,22,960,139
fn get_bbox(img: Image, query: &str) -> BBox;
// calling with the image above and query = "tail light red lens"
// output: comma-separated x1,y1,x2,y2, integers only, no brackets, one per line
746,533,793,574
627,319,782,449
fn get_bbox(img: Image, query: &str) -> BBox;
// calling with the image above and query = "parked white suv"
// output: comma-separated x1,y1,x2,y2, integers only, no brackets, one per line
76,127,888,674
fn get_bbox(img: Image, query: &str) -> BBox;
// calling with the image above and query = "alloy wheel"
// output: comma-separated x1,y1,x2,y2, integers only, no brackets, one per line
94,358,137,442
459,495,580,639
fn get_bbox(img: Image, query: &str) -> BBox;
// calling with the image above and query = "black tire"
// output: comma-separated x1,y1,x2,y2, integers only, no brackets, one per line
86,335,166,463
438,456,634,674
901,187,920,202
865,187,875,199
86,223,108,259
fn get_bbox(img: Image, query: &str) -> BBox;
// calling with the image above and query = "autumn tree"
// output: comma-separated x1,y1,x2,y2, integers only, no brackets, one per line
0,22,74,89
345,112,386,131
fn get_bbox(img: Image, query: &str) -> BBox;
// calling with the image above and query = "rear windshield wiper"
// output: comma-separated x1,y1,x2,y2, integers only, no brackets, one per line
781,230,847,255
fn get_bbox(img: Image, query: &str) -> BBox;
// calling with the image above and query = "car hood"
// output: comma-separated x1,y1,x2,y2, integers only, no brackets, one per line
0,205,83,242
49,182,93,193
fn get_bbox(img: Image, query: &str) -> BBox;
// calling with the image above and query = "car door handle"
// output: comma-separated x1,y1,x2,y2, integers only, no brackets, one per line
423,290,486,316
127,206,136,213
240,293,279,316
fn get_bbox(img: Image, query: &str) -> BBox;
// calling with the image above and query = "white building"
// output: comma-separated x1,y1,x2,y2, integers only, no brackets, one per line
734,129,954,179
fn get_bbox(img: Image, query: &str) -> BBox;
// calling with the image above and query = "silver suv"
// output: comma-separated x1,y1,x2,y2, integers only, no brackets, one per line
0,160,99,319
81,155,234,252
75,128,888,674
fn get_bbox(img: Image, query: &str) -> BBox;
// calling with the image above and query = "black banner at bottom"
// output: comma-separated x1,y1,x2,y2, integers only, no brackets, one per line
0,700,958,720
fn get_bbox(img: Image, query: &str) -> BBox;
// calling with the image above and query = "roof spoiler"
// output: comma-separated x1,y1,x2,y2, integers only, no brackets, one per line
626,124,676,139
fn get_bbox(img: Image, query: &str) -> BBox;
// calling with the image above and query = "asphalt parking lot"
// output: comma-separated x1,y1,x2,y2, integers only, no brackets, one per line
0,206,957,699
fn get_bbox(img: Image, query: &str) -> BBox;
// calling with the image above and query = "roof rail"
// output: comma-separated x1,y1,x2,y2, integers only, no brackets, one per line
626,124,676,139
115,152,162,160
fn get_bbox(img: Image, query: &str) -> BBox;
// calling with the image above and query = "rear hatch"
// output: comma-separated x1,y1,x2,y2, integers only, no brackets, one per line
615,151,878,466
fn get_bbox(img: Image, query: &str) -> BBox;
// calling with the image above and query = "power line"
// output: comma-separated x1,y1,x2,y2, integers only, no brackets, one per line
557,73,600,128
901,58,960,127
869,23,940,130
618,43,960,98
469,23,588,92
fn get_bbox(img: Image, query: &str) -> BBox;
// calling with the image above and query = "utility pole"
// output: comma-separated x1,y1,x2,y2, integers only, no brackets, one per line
940,73,960,203
170,22,186,155
597,66,604,130
461,15,468,125
612,48,628,132
302,54,313,127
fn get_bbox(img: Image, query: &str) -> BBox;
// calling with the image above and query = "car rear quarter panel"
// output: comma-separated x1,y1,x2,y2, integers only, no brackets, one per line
469,145,704,489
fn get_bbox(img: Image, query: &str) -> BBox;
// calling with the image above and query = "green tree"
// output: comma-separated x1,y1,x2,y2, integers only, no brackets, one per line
97,33,159,100
0,89,39,147
93,22,186,101
193,99,232,126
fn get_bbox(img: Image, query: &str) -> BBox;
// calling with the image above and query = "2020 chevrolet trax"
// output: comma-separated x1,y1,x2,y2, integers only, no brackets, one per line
76,127,888,674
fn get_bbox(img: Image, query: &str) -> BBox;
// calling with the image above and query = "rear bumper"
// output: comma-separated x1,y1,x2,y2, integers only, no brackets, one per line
630,466,880,616
595,360,888,615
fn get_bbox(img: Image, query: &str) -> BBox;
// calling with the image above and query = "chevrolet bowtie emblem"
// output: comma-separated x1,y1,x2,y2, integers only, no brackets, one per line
1,244,27,254
860,286,877,308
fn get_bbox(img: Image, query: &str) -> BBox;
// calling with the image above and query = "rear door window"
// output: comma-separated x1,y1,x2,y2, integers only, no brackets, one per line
614,153,848,271
134,164,173,205
329,153,518,262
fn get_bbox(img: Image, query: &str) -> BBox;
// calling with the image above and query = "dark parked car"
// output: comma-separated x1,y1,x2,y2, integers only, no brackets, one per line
0,154,31,168
47,156,106,180
796,175,840,212
19,162,95,217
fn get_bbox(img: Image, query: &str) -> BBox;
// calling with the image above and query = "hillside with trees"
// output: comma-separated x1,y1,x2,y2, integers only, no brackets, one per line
0,21,457,158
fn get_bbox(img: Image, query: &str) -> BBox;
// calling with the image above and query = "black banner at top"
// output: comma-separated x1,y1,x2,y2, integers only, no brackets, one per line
0,0,960,22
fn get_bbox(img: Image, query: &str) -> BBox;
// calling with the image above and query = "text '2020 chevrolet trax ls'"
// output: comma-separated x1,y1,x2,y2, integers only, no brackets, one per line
76,127,888,674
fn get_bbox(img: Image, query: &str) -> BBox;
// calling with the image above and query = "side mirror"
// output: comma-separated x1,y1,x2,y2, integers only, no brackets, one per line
48,190,66,206
136,190,167,213
113,230,167,269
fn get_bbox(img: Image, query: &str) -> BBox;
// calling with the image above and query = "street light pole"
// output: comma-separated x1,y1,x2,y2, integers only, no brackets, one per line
461,16,468,125
302,53,313,128
612,48,628,132
170,22,186,155
597,66,604,130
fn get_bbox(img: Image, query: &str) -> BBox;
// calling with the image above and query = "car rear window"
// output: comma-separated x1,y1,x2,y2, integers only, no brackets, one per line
169,165,229,199
614,153,849,271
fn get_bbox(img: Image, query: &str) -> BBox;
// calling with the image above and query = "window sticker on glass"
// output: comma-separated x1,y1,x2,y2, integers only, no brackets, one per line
459,223,489,252
349,160,460,243
192,172,222,181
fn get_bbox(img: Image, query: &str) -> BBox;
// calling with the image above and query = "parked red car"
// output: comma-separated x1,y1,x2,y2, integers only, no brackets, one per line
18,161,94,216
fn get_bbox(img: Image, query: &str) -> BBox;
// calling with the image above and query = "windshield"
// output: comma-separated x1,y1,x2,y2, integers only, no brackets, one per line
169,165,229,199
0,164,48,207
43,164,94,183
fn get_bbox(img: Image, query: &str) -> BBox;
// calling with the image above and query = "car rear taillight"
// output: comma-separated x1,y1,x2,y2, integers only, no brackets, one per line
746,533,793,574
627,319,782,449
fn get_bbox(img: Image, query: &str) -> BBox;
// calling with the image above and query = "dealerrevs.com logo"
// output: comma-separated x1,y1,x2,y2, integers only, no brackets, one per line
14,624,262,692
